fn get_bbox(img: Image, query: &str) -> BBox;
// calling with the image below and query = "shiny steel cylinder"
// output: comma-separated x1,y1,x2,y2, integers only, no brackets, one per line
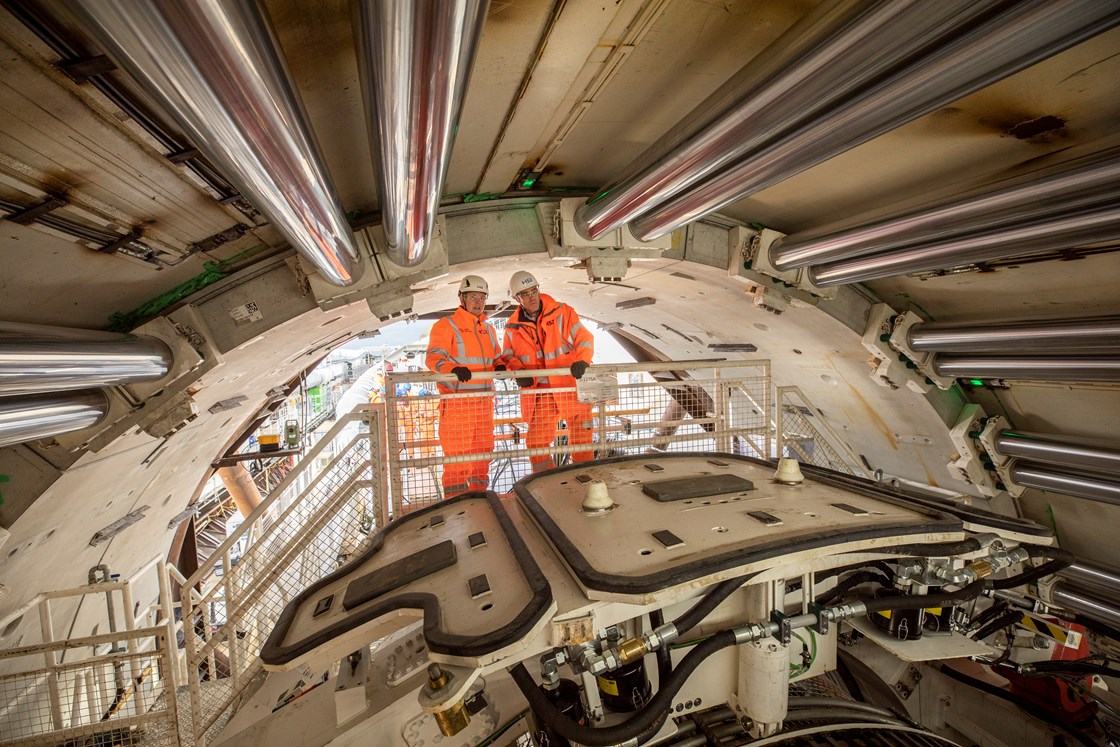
574,0,952,240
995,430,1120,474
908,317,1120,354
1009,461,1120,506
630,1,1120,241
1058,563,1120,602
932,355,1120,382
1051,584,1120,629
0,322,173,396
354,0,489,266
71,0,362,286
771,146,1120,271
0,390,110,448
808,201,1120,286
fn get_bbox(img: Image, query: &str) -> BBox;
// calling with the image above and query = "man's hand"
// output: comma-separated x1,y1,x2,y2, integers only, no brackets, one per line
495,364,507,372
516,377,534,388
451,366,472,382
570,360,589,379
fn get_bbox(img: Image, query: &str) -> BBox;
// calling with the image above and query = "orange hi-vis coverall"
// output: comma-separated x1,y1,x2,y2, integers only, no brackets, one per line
425,306,507,497
502,293,595,472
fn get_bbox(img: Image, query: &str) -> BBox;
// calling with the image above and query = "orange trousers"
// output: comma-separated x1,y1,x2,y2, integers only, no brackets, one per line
521,389,594,472
438,395,494,497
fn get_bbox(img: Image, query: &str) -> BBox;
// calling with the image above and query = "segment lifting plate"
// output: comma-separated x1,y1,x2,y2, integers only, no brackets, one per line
515,453,965,599
261,493,554,672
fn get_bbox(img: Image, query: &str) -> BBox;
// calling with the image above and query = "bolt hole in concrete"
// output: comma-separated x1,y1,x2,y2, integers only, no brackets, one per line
481,603,493,612
712,526,729,533
821,374,838,385
639,549,653,556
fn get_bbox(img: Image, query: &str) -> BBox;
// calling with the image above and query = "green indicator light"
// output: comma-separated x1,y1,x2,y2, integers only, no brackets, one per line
968,379,985,386
521,179,536,188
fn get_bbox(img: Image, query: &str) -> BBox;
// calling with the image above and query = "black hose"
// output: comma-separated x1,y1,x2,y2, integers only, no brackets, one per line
971,609,1023,641
861,578,986,613
1023,661,1120,678
816,570,887,606
987,544,1074,590
879,537,983,557
787,696,908,721
672,576,749,636
785,707,910,728
649,609,673,688
932,663,1098,747
967,600,1010,631
1069,612,1120,643
510,630,736,747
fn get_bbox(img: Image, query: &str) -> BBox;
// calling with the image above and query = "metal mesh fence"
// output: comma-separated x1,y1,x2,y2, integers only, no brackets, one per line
385,362,771,513
776,386,869,477
182,410,386,744
0,629,178,747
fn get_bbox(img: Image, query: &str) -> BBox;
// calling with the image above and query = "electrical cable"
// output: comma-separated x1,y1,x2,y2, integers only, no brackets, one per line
510,630,735,747
787,696,909,722
932,663,1099,747
784,707,911,728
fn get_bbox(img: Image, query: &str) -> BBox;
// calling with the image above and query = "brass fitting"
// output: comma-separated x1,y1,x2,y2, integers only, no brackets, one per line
967,559,996,579
617,637,649,665
426,664,470,737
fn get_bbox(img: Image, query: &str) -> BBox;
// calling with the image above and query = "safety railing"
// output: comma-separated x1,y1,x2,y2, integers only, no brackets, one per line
775,385,871,478
178,405,386,746
384,360,772,514
0,556,181,746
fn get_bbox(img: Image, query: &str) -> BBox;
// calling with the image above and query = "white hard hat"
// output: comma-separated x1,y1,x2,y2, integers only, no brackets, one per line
509,270,539,296
458,275,489,295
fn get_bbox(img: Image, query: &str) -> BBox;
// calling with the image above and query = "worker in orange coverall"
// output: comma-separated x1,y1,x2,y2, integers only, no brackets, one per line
502,271,595,472
425,275,509,497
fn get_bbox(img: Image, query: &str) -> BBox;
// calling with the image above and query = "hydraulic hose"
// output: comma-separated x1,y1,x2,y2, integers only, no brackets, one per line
816,570,888,606
861,578,986,613
649,609,673,688
987,545,1074,590
672,575,750,636
971,610,1024,641
967,600,1010,632
510,630,736,747
880,537,983,557
787,696,909,722
784,707,910,728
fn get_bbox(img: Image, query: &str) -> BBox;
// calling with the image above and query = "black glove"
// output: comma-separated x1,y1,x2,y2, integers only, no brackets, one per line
570,360,589,379
451,366,472,382
516,377,534,388
495,364,507,372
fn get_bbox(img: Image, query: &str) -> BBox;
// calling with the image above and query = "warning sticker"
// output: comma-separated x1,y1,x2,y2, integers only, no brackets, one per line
230,301,262,325
577,371,618,404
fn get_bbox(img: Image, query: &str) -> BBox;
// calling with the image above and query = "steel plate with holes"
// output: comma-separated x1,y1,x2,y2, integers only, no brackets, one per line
261,493,553,671
513,453,963,598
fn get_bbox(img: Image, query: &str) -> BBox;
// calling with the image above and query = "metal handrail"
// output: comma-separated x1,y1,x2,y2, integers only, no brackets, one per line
185,405,381,589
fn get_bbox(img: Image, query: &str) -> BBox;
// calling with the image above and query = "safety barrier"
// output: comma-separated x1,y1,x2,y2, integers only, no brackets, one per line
776,385,871,478
384,360,772,514
0,557,181,746
178,406,386,745
0,367,883,746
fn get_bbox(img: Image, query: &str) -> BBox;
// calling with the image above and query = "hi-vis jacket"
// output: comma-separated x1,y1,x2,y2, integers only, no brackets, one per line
502,293,594,388
425,306,506,394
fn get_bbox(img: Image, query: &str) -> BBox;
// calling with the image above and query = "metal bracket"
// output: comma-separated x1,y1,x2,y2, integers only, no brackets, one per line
6,196,68,225
96,228,144,254
770,610,792,646
808,603,829,635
